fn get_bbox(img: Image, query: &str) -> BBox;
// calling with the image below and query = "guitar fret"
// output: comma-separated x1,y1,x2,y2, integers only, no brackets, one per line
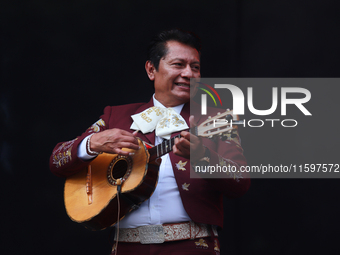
148,133,189,161
165,139,168,153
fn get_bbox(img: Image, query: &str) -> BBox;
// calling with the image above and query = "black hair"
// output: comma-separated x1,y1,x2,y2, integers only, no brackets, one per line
147,29,201,70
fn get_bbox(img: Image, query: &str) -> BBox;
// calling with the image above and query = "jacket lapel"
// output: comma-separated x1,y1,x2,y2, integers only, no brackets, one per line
170,102,191,171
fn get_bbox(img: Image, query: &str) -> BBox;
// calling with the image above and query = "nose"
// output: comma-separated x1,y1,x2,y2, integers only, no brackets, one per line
181,65,194,78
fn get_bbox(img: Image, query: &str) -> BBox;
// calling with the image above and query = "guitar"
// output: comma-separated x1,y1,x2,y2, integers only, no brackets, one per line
64,110,240,230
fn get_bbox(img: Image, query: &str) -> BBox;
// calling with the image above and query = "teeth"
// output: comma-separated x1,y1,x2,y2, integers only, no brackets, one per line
176,83,190,87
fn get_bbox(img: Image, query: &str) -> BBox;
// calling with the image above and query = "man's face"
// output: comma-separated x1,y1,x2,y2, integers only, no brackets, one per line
146,40,200,107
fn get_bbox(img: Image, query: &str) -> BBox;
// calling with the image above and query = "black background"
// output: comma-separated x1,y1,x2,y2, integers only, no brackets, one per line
1,1,340,254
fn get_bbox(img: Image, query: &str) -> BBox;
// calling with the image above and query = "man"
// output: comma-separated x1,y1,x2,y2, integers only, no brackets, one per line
50,29,250,255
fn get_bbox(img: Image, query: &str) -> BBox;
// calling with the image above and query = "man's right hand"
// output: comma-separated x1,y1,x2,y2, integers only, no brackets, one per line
89,129,140,156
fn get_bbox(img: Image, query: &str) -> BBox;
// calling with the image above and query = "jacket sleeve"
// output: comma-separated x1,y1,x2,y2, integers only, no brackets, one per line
207,129,250,199
49,106,112,177
193,125,250,199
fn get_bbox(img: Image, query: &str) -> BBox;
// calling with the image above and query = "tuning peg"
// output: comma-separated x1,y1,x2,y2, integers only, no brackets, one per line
225,114,233,122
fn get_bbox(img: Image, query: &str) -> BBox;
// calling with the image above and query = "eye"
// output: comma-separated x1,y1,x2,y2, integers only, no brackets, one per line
192,65,200,71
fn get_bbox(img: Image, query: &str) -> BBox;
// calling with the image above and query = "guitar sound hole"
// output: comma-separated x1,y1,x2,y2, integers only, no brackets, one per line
107,155,133,186
112,159,128,179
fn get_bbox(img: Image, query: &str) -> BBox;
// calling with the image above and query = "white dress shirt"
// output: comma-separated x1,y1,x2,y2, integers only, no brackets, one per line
78,95,191,228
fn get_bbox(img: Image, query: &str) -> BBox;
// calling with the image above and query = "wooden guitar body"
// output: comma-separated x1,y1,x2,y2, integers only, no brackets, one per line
64,138,160,230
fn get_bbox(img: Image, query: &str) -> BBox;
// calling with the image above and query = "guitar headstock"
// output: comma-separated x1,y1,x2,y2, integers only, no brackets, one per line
196,109,240,138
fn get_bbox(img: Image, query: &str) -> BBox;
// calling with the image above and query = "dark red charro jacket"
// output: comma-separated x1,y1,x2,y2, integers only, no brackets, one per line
49,98,250,228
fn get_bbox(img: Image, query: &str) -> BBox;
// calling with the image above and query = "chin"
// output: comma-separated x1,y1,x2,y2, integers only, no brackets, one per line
175,95,190,105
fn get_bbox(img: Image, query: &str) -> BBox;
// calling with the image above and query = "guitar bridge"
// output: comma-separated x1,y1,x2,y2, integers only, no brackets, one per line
86,165,93,205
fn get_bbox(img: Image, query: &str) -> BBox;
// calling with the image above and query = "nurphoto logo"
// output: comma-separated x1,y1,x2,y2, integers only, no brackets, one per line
194,78,312,128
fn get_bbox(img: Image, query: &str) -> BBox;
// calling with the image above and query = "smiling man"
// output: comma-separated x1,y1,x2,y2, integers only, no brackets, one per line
50,29,250,255
145,40,201,107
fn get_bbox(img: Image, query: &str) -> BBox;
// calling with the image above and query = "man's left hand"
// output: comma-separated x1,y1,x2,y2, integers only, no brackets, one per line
173,116,205,162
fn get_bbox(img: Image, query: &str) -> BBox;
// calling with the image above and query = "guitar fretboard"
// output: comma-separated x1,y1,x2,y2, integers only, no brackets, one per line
148,134,180,161
148,127,197,162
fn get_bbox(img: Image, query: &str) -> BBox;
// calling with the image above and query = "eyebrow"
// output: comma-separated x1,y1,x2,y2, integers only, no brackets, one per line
170,58,200,64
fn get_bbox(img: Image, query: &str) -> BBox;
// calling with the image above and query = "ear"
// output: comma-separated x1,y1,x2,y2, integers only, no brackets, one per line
145,61,156,81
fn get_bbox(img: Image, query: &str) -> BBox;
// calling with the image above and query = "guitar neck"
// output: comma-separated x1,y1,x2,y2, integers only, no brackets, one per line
148,135,179,162
148,127,197,162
